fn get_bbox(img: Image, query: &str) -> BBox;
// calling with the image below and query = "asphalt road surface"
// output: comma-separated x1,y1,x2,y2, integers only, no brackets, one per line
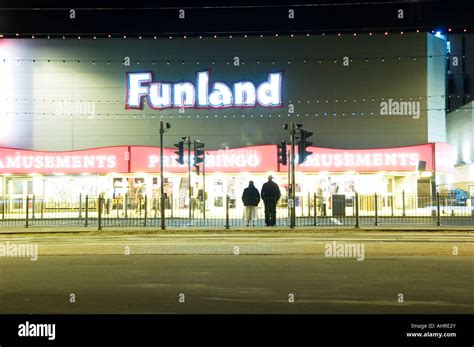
0,233,472,313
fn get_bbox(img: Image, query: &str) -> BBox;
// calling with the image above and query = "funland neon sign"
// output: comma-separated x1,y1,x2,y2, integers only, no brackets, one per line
125,70,283,109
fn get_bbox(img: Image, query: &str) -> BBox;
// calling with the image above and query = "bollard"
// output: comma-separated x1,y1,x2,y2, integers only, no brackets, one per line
85,195,89,227
313,193,317,226
98,196,102,231
355,192,359,228
436,192,441,226
144,194,148,227
225,194,230,229
25,195,30,228
374,193,379,226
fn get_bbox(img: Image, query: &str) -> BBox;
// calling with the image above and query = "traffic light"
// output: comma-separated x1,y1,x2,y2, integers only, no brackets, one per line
194,141,205,174
298,129,313,164
277,141,287,165
174,141,184,165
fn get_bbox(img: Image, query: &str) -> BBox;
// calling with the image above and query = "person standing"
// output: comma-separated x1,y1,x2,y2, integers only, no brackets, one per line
242,181,260,227
261,175,281,226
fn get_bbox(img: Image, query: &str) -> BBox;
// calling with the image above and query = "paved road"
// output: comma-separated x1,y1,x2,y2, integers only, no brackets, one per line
0,231,472,314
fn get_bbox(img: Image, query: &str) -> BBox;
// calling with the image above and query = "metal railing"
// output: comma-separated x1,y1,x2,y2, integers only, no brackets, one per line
0,191,472,229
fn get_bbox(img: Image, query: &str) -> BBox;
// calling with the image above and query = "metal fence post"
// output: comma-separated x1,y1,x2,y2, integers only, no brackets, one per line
313,192,317,226
85,195,89,227
124,193,128,219
32,195,35,220
25,195,30,228
307,192,311,217
1,198,4,220
41,199,44,219
374,193,379,226
144,194,148,227
98,196,102,231
355,192,359,228
225,194,230,229
79,193,82,219
402,190,406,217
170,195,174,219
390,195,394,217
352,196,355,216
436,192,441,226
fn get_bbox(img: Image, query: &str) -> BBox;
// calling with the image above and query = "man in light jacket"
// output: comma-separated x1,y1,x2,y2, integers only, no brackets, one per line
242,181,260,227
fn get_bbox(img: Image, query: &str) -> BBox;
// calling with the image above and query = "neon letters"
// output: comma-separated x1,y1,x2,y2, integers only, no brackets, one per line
126,70,283,109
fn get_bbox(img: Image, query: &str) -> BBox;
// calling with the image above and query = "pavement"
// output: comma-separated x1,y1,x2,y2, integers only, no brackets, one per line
0,229,472,314
0,229,473,256
0,224,473,234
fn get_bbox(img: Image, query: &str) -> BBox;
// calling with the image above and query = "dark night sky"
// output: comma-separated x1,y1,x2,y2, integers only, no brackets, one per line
0,1,473,36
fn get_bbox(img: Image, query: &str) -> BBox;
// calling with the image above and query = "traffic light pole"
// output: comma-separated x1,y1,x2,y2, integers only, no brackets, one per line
287,148,291,219
159,121,166,230
290,122,296,229
203,152,206,220
187,136,192,220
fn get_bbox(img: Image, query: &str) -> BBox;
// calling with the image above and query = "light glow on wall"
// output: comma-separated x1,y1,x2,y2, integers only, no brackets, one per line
0,40,13,140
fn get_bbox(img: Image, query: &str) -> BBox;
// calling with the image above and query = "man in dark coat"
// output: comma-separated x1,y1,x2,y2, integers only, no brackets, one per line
261,175,281,226
242,181,260,226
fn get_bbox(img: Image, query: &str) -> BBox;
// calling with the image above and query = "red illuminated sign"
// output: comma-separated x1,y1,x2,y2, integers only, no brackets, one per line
288,144,435,172
0,143,453,175
0,147,130,174
130,145,278,173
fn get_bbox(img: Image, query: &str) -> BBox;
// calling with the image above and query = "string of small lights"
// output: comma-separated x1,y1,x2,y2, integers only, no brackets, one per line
0,56,454,65
0,27,469,39
0,94,466,104
3,107,470,119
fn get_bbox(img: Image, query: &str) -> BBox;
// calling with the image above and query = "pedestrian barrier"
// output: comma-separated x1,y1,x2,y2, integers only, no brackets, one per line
0,191,473,229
